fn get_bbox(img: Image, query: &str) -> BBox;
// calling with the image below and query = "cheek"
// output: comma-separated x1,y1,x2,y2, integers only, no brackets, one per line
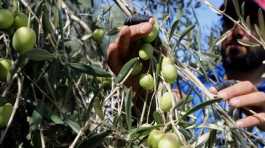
220,40,229,56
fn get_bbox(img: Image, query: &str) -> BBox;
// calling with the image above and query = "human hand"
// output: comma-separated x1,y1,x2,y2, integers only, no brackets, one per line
107,18,155,74
211,81,265,130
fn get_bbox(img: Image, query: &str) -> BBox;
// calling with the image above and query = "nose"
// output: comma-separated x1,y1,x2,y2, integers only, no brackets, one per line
231,24,246,39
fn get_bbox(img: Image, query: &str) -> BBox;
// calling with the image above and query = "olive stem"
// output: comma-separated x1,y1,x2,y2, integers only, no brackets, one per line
40,128,46,148
201,0,265,49
69,120,90,148
61,1,92,33
139,93,148,125
20,0,40,23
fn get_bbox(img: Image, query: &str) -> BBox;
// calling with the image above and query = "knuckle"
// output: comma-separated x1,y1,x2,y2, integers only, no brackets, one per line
120,26,129,32
243,81,255,90
108,43,117,51
119,26,131,37
107,43,118,57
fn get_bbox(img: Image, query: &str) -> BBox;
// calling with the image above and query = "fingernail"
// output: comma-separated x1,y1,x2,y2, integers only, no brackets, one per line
235,120,243,128
229,98,240,106
209,87,217,94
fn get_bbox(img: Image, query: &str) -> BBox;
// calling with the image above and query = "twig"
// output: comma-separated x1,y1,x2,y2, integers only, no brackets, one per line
61,1,92,33
200,0,265,48
69,121,89,148
1,73,18,97
0,77,23,144
139,93,148,125
113,0,133,16
19,0,40,23
104,86,119,103
40,128,46,148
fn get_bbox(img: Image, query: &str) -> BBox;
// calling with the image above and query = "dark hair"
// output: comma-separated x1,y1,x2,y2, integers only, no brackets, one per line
221,0,265,29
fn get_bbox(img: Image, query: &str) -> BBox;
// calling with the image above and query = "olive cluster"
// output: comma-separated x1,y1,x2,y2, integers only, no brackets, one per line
0,9,36,82
122,20,182,147
148,129,183,148
131,22,177,113
0,9,36,127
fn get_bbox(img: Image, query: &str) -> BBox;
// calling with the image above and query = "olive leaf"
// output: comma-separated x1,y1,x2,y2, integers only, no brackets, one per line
25,48,56,61
114,57,139,83
69,63,111,77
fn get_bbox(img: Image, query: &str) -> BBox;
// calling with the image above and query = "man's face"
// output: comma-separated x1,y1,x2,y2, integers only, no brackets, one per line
221,22,265,72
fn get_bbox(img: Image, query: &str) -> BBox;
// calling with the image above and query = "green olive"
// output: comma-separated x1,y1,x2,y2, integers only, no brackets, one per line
158,133,182,148
143,23,159,43
0,103,13,128
12,27,36,54
162,57,173,67
147,129,165,148
0,58,12,82
0,9,14,29
139,74,154,90
92,28,105,42
160,92,173,112
14,12,28,29
138,44,154,60
161,64,177,83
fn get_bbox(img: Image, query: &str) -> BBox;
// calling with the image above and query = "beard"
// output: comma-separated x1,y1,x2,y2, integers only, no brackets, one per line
221,46,265,73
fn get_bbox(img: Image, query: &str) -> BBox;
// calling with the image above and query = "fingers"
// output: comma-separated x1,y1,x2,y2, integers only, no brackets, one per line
112,18,154,57
236,112,265,130
228,92,265,108
209,87,218,94
217,81,257,100
107,26,132,74
107,43,123,74
172,88,182,102
116,26,131,58
129,19,154,41
107,18,154,74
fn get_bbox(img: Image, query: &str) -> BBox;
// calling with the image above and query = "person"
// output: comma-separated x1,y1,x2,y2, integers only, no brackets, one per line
107,0,265,131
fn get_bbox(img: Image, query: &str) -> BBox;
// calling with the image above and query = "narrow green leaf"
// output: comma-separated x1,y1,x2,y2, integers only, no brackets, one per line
128,125,159,140
94,98,104,120
78,130,111,148
50,114,64,124
0,97,8,106
125,88,133,130
31,130,42,148
42,3,54,34
69,63,111,77
181,98,222,120
240,2,245,18
246,15,251,29
206,129,217,148
114,57,139,83
169,10,183,40
30,110,43,131
169,19,180,40
25,49,56,61
153,111,163,124
65,119,81,134
254,24,265,42
258,8,265,40
177,24,195,45
232,0,241,20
